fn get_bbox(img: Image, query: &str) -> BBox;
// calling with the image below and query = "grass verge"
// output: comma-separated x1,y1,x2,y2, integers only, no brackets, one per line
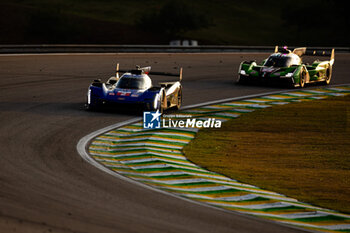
183,94,350,213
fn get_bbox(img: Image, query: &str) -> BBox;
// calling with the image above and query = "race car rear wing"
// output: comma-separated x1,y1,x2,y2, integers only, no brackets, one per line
301,48,334,66
274,46,335,65
149,68,183,81
116,63,183,82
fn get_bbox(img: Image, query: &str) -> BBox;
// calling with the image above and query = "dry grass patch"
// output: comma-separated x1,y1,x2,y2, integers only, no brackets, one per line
184,95,350,213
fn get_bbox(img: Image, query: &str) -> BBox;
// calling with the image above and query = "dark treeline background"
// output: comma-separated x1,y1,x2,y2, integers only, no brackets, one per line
0,0,348,46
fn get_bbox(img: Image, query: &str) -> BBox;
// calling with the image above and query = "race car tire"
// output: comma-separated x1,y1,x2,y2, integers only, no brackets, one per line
85,103,98,111
154,90,166,114
145,94,160,112
85,95,94,111
299,69,306,88
85,91,100,111
175,88,182,110
159,95,165,114
237,75,248,85
324,65,332,85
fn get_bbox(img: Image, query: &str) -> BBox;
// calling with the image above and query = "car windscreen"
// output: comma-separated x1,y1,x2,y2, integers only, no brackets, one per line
264,56,292,67
116,77,147,89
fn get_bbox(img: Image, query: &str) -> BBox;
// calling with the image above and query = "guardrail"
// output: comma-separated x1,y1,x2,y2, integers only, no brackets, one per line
0,44,349,54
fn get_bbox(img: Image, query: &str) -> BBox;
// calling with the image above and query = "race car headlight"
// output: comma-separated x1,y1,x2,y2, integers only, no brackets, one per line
284,72,294,77
240,70,247,75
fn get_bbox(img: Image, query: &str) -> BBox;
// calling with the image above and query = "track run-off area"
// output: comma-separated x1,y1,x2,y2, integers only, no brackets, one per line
1,53,350,233
80,86,350,233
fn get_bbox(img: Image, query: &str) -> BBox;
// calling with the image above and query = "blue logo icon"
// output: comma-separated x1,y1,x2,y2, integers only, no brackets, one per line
143,110,161,129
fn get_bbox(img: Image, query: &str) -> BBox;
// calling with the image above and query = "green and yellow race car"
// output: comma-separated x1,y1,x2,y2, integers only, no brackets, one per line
237,46,335,88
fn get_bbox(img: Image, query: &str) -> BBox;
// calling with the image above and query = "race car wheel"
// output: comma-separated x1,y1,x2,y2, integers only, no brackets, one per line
175,88,182,110
85,103,92,111
85,95,94,111
154,91,166,114
237,75,248,85
85,103,97,111
159,95,165,114
324,65,332,85
299,70,306,88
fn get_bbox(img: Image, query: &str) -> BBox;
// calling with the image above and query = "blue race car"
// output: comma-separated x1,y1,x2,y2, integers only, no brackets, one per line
86,64,183,112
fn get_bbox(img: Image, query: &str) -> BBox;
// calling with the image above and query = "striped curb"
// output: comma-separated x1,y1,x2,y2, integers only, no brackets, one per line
86,85,350,233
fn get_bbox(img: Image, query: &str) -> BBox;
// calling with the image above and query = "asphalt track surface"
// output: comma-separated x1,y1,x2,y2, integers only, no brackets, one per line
0,53,349,233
